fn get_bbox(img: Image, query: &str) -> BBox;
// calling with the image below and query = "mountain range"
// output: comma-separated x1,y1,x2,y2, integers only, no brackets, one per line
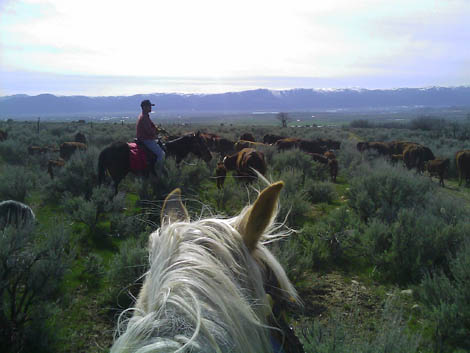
1,86,469,118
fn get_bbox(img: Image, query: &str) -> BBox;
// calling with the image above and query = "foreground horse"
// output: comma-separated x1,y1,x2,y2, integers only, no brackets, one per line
99,132,212,194
111,181,304,353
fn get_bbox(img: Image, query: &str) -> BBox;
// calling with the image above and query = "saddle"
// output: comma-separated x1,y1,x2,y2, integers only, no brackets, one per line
129,139,166,175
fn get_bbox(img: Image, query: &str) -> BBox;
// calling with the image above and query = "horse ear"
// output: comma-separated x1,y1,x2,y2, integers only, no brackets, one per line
161,188,189,225
196,131,201,137
237,181,284,251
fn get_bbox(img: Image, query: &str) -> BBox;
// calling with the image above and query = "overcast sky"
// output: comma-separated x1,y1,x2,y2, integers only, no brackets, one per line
1,0,469,96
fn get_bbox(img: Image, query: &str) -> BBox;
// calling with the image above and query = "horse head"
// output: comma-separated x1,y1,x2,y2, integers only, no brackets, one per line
111,181,301,353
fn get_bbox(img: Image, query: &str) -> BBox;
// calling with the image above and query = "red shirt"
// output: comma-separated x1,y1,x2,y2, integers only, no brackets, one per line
136,113,157,140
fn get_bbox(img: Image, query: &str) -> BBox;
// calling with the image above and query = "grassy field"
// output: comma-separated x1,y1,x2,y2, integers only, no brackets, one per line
1,116,470,352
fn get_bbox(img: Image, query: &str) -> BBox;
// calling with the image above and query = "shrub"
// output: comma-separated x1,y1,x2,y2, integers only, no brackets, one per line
0,223,72,352
362,209,469,284
270,149,319,181
347,161,434,223
300,207,360,268
80,253,105,290
274,168,311,227
269,235,314,285
301,300,421,352
0,166,34,202
418,238,470,352
61,185,125,235
305,180,337,204
104,236,148,308
50,147,99,199
0,139,29,165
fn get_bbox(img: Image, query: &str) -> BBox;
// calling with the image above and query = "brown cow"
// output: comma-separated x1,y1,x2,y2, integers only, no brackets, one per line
47,158,65,179
0,129,7,141
275,138,301,151
456,150,470,186
306,152,329,164
239,133,255,142
328,159,338,183
59,142,87,160
234,140,270,152
223,148,267,183
263,134,285,144
426,158,450,187
213,137,235,155
215,162,227,189
388,141,417,154
403,144,435,172
356,141,390,156
390,154,404,165
305,152,338,182
299,139,328,154
28,146,50,155
324,151,336,160
317,138,341,150
75,132,87,144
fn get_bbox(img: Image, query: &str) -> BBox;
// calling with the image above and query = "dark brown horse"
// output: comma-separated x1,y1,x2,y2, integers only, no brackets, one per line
98,132,212,194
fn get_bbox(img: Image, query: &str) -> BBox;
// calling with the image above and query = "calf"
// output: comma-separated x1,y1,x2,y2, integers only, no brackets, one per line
426,158,450,187
47,158,66,179
60,142,87,160
223,148,267,182
215,162,227,189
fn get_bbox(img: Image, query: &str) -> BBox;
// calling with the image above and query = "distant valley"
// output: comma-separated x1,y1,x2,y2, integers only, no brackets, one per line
1,86,470,120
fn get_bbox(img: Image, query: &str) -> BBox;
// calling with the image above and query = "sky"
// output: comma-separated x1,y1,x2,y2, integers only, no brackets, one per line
1,0,469,96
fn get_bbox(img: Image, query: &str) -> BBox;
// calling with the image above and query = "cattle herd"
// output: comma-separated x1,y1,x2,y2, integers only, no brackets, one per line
9,125,470,188
24,132,88,179
199,132,341,187
356,140,470,187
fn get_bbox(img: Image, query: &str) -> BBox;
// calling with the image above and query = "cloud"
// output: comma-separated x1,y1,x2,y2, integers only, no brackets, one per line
1,0,469,94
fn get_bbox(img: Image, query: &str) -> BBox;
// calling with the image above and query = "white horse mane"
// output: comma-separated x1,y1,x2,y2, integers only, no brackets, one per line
111,183,299,353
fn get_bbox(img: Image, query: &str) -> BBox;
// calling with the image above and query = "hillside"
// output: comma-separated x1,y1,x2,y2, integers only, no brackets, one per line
1,86,470,118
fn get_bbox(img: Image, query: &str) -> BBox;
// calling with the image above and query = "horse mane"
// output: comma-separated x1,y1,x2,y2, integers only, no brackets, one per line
111,182,298,353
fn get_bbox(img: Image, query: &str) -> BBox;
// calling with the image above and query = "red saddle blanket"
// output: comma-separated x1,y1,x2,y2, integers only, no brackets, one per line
128,143,148,171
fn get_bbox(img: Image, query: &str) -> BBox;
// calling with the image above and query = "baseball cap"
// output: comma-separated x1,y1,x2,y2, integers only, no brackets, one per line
141,99,155,107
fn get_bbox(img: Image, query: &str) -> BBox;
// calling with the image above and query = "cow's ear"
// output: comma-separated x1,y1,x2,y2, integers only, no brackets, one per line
161,188,189,225
236,181,283,251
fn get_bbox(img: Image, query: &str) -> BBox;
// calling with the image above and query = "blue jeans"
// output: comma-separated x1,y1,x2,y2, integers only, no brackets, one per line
142,140,165,168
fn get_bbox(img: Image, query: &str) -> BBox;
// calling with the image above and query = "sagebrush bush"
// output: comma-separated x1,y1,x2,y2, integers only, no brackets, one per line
361,208,469,284
0,165,34,202
50,147,100,199
270,149,321,181
418,238,470,352
348,161,434,223
61,185,125,235
0,223,72,352
300,207,360,268
105,235,148,307
301,299,421,352
274,168,311,227
269,234,314,284
0,137,29,165
304,179,337,204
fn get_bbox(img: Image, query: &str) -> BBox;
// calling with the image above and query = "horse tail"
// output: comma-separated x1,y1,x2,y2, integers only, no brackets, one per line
98,148,107,185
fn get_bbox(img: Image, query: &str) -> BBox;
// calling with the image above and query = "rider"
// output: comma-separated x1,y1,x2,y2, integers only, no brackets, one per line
136,99,166,175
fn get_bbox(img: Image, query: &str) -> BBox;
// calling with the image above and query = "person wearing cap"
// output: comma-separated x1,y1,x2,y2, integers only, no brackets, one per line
136,99,166,175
